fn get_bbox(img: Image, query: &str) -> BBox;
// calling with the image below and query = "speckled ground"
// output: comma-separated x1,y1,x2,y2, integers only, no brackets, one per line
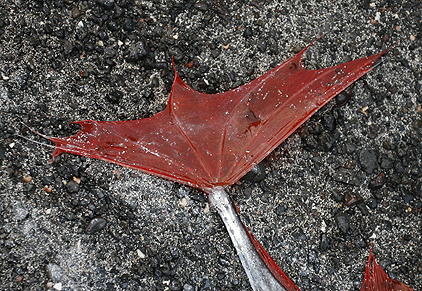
0,0,421,290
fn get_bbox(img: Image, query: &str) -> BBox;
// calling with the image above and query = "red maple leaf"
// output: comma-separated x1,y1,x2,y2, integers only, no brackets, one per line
41,39,413,291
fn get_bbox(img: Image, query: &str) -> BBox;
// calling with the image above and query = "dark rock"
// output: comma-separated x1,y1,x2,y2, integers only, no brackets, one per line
359,150,379,174
193,2,208,12
368,174,386,190
322,114,336,131
70,7,81,19
334,212,350,234
243,27,253,38
170,280,182,291
98,0,115,9
218,254,231,266
107,21,119,32
106,90,124,104
320,233,330,251
122,19,134,31
344,191,362,207
357,202,369,215
331,189,344,202
242,163,266,183
275,204,286,216
380,155,392,169
127,41,148,62
345,143,357,153
53,29,65,38
211,49,221,58
292,228,308,241
257,39,267,52
332,168,360,186
66,180,80,193
86,217,107,234
0,146,6,160
168,47,184,62
367,198,377,209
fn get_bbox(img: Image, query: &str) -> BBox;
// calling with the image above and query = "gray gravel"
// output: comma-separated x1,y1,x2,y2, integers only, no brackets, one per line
1,0,421,291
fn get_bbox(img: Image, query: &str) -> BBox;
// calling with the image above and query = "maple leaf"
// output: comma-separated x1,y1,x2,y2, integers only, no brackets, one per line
41,39,413,291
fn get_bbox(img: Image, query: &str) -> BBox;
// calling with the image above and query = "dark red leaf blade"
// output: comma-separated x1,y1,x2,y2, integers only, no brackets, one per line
49,41,391,193
360,247,414,291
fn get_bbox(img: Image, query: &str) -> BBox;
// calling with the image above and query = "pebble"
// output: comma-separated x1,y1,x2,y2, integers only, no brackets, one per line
127,41,148,62
46,263,63,282
320,233,330,251
242,163,266,183
344,191,362,207
106,90,124,104
275,204,286,216
367,198,378,209
243,27,253,38
359,149,379,174
322,114,336,131
85,217,107,234
98,0,115,9
13,202,28,221
218,254,231,266
257,39,267,52
66,180,80,193
368,174,386,190
334,212,350,234
332,168,360,186
193,2,208,12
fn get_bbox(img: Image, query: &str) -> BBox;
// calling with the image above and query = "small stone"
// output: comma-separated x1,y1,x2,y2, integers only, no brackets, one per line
367,198,377,209
137,249,146,258
127,41,148,62
292,228,308,241
359,149,379,174
106,90,124,104
98,0,114,9
86,217,107,234
368,174,386,190
66,180,80,193
123,19,134,31
70,7,81,19
218,254,231,266
46,263,63,282
14,202,29,221
107,21,119,32
334,212,350,234
243,27,253,38
179,197,188,207
275,204,286,216
242,163,266,183
320,233,330,251
322,114,336,131
344,191,362,207
257,39,267,52
332,168,360,186
193,2,208,11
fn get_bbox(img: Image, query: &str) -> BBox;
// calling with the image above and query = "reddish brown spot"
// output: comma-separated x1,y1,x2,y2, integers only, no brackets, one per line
185,61,194,68
289,62,298,70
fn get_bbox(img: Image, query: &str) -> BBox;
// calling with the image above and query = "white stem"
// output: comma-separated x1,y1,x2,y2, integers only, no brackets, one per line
208,187,286,291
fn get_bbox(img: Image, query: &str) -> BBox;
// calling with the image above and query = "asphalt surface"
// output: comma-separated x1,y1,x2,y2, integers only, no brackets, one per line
0,0,421,291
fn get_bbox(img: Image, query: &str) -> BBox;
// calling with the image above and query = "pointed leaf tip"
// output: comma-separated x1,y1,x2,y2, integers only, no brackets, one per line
360,246,414,291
